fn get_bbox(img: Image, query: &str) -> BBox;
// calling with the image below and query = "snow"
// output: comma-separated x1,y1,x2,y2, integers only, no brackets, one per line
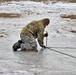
0,1,76,75
0,1,76,14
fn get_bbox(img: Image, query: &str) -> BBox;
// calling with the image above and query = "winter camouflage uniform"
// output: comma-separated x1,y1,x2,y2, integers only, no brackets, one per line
20,20,45,51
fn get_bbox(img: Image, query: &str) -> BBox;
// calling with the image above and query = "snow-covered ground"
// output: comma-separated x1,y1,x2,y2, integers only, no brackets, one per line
0,1,76,75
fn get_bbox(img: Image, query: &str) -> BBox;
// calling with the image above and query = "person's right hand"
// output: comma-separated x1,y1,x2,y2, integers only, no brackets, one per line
41,44,47,48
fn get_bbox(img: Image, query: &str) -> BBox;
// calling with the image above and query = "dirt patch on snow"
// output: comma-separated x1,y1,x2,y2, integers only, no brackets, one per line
61,14,76,19
0,33,7,37
0,13,21,18
0,29,8,37
70,30,76,33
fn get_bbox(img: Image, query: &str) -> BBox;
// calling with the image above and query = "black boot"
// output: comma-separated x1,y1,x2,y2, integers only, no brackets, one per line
13,40,23,51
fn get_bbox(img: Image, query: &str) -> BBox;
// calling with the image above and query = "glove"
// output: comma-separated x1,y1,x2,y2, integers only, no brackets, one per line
44,32,48,37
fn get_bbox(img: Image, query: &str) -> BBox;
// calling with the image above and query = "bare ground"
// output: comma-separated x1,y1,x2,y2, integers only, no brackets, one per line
61,14,76,19
0,13,21,18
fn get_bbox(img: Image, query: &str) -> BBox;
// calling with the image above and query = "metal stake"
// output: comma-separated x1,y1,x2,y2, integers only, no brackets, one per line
46,31,48,46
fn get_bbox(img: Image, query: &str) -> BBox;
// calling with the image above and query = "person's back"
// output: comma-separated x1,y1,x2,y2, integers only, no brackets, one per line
20,20,44,39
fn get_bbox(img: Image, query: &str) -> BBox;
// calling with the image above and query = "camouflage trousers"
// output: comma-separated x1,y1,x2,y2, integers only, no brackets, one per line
20,34,37,51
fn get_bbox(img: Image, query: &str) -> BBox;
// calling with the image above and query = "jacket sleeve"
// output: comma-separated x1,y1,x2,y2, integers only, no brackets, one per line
37,28,44,46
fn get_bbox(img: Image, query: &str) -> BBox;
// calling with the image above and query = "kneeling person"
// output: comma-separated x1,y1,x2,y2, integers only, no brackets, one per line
13,18,50,52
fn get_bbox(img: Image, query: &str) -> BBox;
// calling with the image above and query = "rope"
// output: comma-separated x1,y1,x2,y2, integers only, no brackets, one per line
48,47,76,49
46,47,76,59
44,31,76,58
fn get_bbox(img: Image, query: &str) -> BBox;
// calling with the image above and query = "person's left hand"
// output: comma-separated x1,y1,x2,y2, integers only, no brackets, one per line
44,32,48,37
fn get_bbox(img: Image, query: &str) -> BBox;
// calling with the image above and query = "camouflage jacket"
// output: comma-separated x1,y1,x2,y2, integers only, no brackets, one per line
20,20,45,46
